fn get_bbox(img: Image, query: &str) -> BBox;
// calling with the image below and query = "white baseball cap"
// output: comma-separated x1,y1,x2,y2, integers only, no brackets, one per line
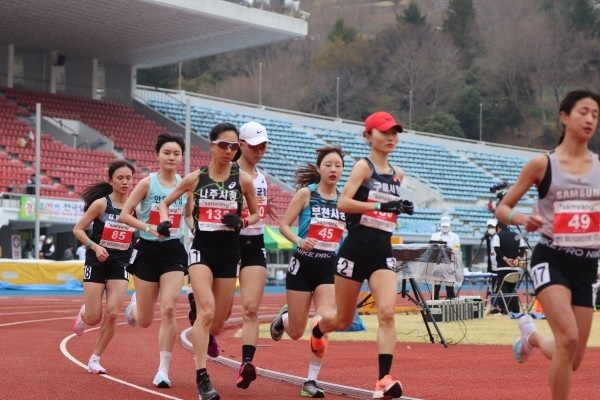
240,121,271,146
486,218,497,227
440,216,451,227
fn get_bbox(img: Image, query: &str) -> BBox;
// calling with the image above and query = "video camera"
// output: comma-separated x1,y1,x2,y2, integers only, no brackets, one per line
489,181,509,200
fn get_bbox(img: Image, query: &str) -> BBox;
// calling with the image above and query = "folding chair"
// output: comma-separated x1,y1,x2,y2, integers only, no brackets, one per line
486,271,523,316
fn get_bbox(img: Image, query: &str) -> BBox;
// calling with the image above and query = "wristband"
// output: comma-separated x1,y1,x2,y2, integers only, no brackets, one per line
145,225,151,233
508,210,517,224
86,239,93,249
374,203,381,211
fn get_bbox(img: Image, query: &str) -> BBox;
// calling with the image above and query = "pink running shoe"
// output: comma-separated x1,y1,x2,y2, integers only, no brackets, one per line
236,362,256,389
73,304,86,336
373,375,403,399
207,335,220,358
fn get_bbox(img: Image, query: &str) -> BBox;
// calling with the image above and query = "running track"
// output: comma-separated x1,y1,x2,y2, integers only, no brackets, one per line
1,292,598,399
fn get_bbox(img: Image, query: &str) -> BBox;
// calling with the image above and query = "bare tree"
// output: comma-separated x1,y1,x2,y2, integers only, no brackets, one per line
381,25,461,119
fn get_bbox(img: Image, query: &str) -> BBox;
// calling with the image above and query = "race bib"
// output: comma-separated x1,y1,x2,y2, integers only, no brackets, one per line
360,190,398,232
197,199,238,231
553,200,600,248
529,262,550,289
148,204,184,236
99,220,135,250
241,195,267,229
306,217,345,251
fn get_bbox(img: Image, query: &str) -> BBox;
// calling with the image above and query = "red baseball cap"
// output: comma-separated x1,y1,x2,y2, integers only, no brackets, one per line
364,111,403,134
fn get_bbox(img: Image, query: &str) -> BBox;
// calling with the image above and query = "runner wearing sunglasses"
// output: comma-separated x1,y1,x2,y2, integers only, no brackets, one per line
158,122,259,400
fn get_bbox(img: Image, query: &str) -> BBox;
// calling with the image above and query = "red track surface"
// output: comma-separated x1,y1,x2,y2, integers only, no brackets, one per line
1,293,598,399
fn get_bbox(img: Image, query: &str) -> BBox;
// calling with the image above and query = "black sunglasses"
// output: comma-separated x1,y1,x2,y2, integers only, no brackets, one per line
211,140,240,151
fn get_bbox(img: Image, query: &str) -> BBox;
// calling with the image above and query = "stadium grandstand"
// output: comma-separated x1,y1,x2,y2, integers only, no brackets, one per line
0,0,540,271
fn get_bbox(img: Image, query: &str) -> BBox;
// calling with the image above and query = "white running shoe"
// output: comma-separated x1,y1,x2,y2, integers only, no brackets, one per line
153,370,172,388
73,304,86,336
87,356,107,374
125,293,136,327
513,314,536,363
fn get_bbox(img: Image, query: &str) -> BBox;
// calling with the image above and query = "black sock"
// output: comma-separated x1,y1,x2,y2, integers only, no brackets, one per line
378,354,393,380
312,322,324,339
196,368,207,382
242,345,256,363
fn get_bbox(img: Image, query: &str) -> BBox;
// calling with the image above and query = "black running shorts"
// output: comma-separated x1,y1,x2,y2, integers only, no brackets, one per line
239,234,267,269
530,237,599,307
335,233,396,283
83,260,129,283
127,238,188,282
285,248,335,292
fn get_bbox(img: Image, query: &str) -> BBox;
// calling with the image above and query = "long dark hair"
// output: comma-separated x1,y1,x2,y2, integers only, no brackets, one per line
293,146,345,188
557,89,600,145
81,160,135,211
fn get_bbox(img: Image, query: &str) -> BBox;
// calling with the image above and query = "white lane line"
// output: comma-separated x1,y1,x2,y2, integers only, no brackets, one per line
59,327,184,400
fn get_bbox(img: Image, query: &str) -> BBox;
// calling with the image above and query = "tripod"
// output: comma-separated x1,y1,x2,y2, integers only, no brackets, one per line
456,233,489,297
356,278,448,348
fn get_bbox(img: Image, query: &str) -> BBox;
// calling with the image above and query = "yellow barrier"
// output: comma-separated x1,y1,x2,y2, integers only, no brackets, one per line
0,259,134,290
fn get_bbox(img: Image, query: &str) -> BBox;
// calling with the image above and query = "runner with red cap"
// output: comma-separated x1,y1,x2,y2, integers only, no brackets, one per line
309,111,412,399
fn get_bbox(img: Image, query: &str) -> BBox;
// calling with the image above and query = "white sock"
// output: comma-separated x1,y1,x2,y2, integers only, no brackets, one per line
307,361,321,382
159,351,172,374
90,354,100,363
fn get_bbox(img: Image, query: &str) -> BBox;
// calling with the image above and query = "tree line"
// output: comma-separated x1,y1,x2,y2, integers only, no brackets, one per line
138,0,600,150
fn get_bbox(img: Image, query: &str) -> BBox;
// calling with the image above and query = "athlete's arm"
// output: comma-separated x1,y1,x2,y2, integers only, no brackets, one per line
280,187,312,249
158,171,196,223
337,159,374,214
73,198,109,261
496,155,546,232
119,177,152,232
240,169,259,226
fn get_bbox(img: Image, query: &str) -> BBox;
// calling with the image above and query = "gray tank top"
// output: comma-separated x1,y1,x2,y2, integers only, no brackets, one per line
536,151,600,248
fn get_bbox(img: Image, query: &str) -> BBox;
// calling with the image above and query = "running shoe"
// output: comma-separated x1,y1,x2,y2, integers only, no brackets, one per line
73,304,86,336
87,356,106,375
513,314,536,363
301,380,325,398
197,374,220,400
153,370,172,388
236,361,257,389
269,304,288,341
373,375,403,399
188,291,197,326
309,316,326,358
207,335,220,358
125,292,136,327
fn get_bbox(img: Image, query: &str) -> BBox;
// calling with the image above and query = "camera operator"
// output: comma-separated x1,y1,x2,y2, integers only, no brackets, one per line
430,215,460,300
490,222,526,314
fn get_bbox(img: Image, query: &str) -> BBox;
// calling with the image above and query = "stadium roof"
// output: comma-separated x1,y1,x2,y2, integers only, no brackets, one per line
0,0,307,68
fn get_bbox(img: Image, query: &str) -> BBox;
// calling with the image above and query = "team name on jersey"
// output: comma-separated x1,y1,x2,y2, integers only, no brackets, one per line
153,195,184,205
198,188,238,201
107,212,120,220
556,188,600,200
373,181,401,196
311,205,345,221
